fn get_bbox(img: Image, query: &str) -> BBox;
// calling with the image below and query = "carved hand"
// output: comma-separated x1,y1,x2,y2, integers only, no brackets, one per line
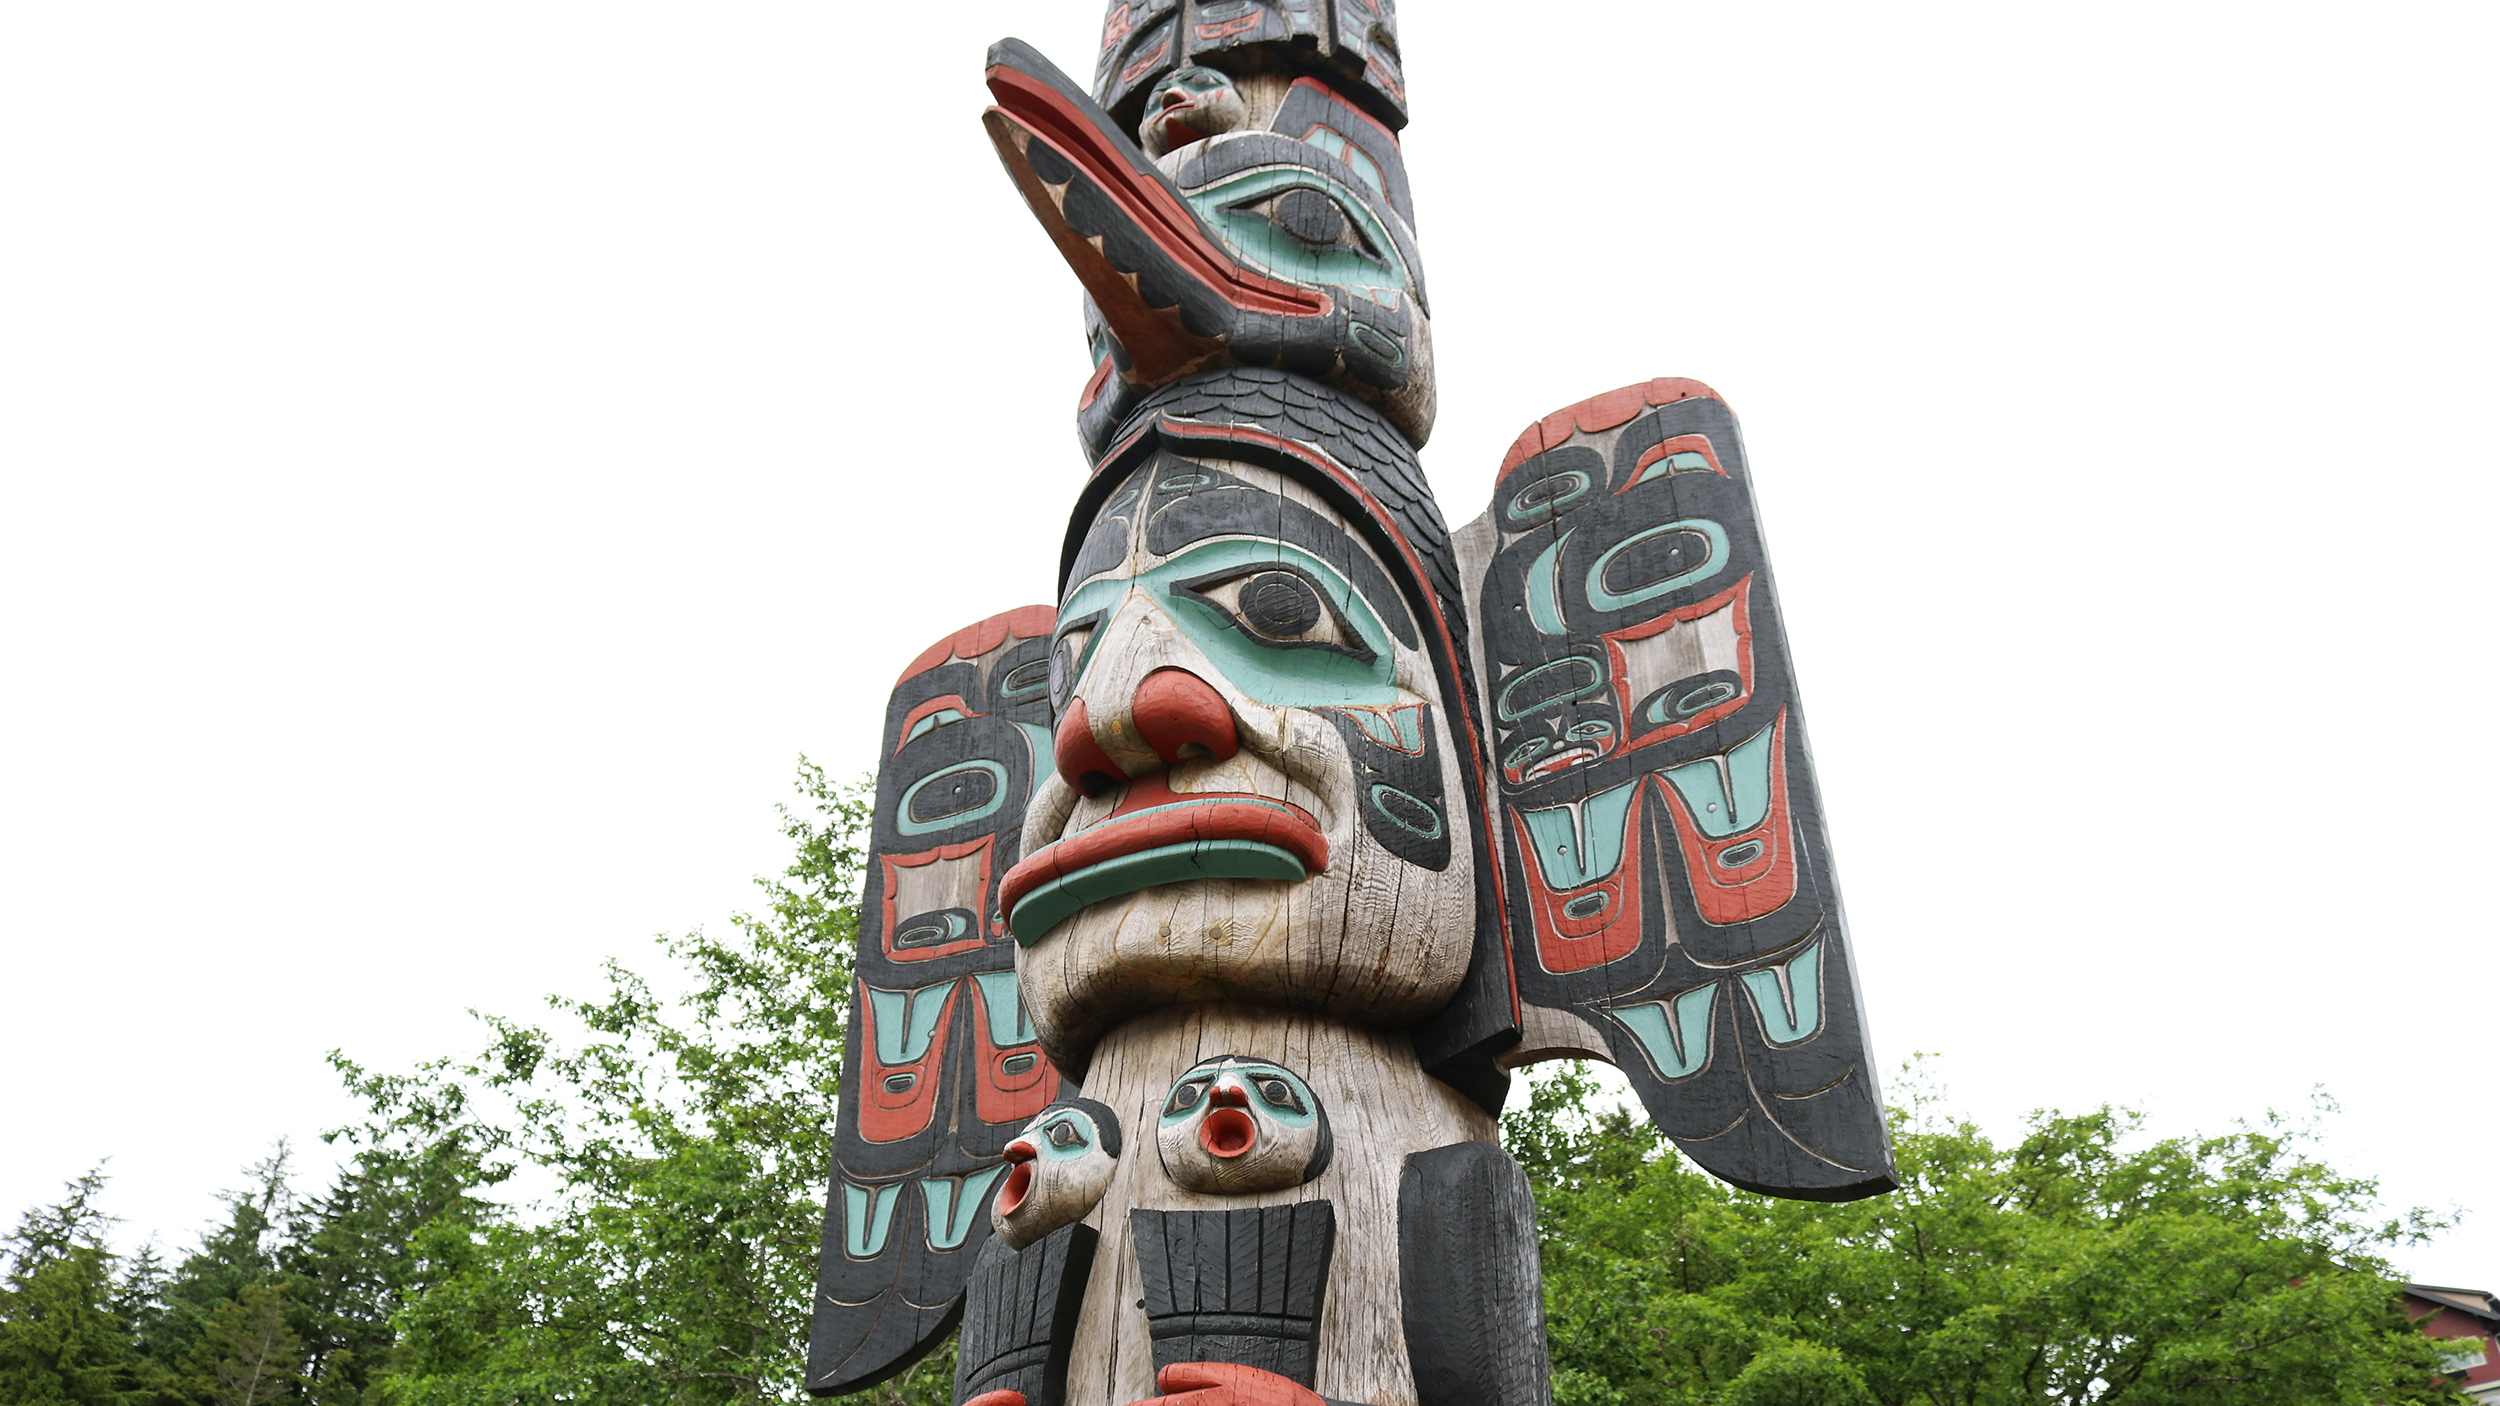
1127,1362,1348,1406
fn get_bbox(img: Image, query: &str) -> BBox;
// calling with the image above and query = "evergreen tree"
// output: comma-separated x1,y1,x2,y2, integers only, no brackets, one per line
0,1170,164,1406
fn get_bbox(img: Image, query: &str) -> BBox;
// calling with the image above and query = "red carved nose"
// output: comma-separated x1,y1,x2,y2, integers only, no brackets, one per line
1054,670,1239,798
1208,1083,1248,1108
1054,699,1123,798
1133,669,1238,766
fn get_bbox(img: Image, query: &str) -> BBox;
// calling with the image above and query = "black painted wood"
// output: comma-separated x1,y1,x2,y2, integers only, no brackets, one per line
1399,1143,1552,1406
1131,1203,1336,1387
956,1223,1101,1406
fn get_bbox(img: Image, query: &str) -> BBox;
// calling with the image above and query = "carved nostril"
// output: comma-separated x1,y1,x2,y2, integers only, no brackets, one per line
1053,699,1124,798
1133,670,1239,767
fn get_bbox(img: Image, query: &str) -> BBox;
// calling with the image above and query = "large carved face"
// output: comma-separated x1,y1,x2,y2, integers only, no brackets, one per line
1002,449,1474,1071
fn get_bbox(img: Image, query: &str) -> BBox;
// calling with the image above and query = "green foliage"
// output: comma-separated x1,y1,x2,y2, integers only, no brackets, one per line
1506,1059,2461,1406
0,1171,164,1406
337,759,936,1406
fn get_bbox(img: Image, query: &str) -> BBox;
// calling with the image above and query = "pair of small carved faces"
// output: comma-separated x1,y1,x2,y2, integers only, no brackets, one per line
990,1057,1333,1249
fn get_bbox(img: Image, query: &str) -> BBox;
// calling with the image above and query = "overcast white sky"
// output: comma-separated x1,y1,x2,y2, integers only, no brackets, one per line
5,1,2495,1288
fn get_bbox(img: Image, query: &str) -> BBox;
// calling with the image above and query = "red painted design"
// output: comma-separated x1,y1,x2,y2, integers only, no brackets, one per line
1498,378,1727,475
1054,698,1126,797
894,693,982,756
896,606,1058,687
1197,13,1263,40
1133,668,1240,765
1625,433,1728,482
995,1141,1036,1215
1144,419,1518,1026
1653,711,1800,926
1138,1361,1325,1406
880,836,998,958
1000,775,1330,918
855,978,958,1144
1079,353,1114,411
1511,803,1647,974
1285,77,1402,147
1100,4,1132,52
1363,55,1407,107
964,1391,1029,1406
1604,576,1756,754
983,65,1333,322
1118,36,1172,86
968,976,1059,1126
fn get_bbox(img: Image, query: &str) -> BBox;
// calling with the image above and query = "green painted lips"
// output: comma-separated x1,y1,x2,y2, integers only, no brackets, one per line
998,795,1332,944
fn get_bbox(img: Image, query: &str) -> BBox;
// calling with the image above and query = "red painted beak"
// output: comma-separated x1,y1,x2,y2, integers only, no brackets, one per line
996,1140,1037,1216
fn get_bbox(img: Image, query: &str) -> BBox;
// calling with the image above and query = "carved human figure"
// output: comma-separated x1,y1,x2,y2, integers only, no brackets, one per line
993,1097,1125,1251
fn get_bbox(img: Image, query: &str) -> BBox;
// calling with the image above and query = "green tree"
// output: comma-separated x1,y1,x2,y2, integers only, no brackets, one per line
1506,1062,2461,1406
139,1145,302,1378
342,760,952,1405
179,1284,301,1406
0,1170,164,1406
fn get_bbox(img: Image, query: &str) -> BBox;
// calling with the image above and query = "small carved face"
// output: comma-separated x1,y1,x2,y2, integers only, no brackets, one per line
1155,1056,1331,1195
1139,67,1251,159
992,1097,1123,1250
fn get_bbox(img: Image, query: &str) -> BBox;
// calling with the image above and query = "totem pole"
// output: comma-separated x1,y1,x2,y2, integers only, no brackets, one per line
809,6,1896,1406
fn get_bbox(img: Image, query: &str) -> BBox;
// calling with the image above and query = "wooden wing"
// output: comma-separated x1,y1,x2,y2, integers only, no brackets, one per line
1458,381,1897,1201
808,607,1067,1396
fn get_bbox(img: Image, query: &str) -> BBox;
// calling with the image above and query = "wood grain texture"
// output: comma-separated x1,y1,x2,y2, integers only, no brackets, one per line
957,1223,1101,1406
1398,1144,1552,1406
1056,1003,1496,1406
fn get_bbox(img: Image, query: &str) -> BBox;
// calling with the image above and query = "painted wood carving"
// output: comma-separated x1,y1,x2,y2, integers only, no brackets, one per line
810,5,1898,1404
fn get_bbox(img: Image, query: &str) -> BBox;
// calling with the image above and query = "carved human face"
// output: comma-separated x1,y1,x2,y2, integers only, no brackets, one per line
1003,452,1474,1069
991,1097,1123,1250
1154,1055,1331,1196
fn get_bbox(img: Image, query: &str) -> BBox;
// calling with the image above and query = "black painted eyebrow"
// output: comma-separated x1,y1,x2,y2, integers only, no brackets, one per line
1141,463,1421,649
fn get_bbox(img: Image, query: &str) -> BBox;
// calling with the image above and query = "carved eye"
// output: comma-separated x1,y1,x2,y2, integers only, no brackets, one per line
1165,1078,1211,1116
1235,187,1375,256
1044,1117,1088,1150
1173,566,1375,663
1255,1077,1305,1114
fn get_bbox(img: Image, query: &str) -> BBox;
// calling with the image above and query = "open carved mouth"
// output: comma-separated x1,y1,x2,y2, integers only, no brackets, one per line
1199,1108,1256,1158
994,1143,1035,1216
1000,777,1330,943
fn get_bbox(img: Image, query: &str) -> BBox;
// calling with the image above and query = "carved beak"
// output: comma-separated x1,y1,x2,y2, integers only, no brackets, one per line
996,1139,1038,1216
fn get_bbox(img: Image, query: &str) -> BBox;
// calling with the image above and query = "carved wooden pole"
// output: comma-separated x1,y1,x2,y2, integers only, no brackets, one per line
808,8,1897,1406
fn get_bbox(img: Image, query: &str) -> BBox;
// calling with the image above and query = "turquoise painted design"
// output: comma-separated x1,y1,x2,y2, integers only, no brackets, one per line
1504,737,1550,771
1585,518,1730,612
1187,167,1410,308
1498,655,1602,721
1505,470,1592,526
1566,719,1615,744
1160,1058,1320,1130
1059,539,1398,708
998,658,1051,698
971,970,1033,1047
1519,779,1639,891
1737,941,1823,1046
1628,450,1717,489
919,1165,1009,1250
1301,126,1385,197
1340,703,1424,752
1009,839,1308,944
1014,721,1055,801
895,759,1009,836
1608,984,1719,1079
865,982,953,1065
1525,529,1576,636
841,1181,902,1258
1649,680,1739,724
1660,722,1776,839
903,708,968,747
1026,1107,1102,1162
1368,783,1443,838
